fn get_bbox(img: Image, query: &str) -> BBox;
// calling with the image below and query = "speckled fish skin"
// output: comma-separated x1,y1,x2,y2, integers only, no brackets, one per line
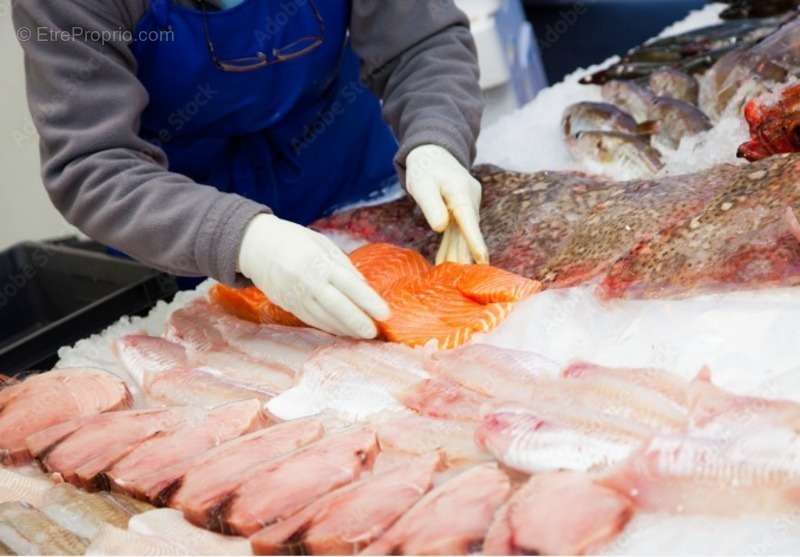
315,154,800,299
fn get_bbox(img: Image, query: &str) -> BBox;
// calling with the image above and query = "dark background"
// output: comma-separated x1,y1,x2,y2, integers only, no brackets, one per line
523,0,712,83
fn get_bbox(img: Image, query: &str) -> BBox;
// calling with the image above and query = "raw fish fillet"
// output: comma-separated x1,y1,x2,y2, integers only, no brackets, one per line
164,303,229,352
40,407,193,489
599,431,800,515
483,472,632,555
0,467,52,506
211,284,304,327
399,378,488,421
267,341,429,421
371,412,489,467
249,453,439,555
221,427,379,536
173,418,325,527
114,335,190,385
425,344,560,400
477,402,651,473
107,400,266,504
360,463,511,555
0,368,131,465
211,243,539,349
145,368,273,407
313,156,800,299
129,509,253,556
0,501,88,555
41,483,152,540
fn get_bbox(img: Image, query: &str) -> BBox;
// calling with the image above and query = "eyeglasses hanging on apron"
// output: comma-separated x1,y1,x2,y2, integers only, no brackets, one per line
199,0,326,73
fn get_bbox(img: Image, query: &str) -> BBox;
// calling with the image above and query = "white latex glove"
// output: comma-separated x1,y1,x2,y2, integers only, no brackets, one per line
237,214,390,339
406,144,489,265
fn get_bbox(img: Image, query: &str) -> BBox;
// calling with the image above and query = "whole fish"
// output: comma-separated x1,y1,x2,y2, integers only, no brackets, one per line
649,68,700,105
601,80,656,122
313,153,800,300
566,131,664,179
0,501,89,555
562,102,656,137
647,97,712,149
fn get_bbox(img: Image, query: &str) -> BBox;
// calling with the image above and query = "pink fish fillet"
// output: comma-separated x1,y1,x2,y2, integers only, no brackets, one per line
476,403,651,473
106,400,267,504
221,427,379,536
0,368,131,465
114,335,189,385
41,407,192,489
599,432,800,515
173,417,325,528
371,412,489,467
424,344,559,400
164,301,229,352
145,368,273,407
399,379,489,422
361,463,510,555
249,453,440,555
483,472,633,556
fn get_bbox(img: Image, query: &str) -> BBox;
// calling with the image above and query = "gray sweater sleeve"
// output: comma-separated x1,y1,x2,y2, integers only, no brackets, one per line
11,0,268,284
350,0,484,181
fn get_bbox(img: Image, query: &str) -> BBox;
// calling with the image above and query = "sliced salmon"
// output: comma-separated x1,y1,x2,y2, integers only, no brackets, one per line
249,453,439,555
221,427,379,536
350,243,432,294
361,463,511,555
209,243,539,349
40,407,191,489
0,369,131,465
173,418,325,527
106,400,267,504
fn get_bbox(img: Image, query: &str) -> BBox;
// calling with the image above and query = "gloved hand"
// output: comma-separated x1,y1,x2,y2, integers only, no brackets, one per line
406,144,489,265
238,214,390,338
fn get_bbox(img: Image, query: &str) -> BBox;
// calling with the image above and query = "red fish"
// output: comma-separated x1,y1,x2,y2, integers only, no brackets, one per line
739,83,800,161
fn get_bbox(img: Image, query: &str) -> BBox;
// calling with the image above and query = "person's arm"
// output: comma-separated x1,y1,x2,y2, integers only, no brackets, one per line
350,0,488,264
12,0,268,283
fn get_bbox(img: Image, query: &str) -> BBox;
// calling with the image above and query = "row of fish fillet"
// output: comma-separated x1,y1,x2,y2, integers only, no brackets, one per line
3,292,800,554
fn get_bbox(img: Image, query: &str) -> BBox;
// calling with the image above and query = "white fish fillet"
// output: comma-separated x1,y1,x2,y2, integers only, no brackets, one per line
267,342,429,421
129,509,252,555
0,467,52,507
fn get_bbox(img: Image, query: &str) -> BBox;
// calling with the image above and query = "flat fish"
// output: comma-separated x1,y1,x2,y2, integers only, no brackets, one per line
267,341,429,421
483,471,633,556
220,427,379,536
425,344,560,400
0,368,132,465
129,509,252,556
41,483,152,540
106,400,266,504
476,403,651,473
314,155,800,299
40,407,193,490
0,467,52,507
370,411,489,467
173,418,325,528
249,453,439,555
599,431,800,515
0,501,88,555
360,463,511,555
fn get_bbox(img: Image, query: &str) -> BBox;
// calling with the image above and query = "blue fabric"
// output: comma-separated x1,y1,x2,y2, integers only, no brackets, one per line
130,0,398,225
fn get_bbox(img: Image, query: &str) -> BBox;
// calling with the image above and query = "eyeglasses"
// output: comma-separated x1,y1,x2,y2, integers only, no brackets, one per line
200,0,325,73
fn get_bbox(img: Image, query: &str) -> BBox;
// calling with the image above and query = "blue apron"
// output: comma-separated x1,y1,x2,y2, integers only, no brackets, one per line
129,0,398,225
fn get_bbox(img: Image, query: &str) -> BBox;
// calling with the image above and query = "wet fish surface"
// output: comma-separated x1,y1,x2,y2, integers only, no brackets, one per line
649,68,700,105
567,131,665,179
0,501,89,555
314,154,800,300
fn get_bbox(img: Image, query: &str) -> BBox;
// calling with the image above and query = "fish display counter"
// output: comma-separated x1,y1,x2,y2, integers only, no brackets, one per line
5,2,800,555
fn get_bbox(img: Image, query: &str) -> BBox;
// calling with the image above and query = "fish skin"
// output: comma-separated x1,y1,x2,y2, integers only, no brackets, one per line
649,67,700,105
602,80,657,122
220,427,379,536
425,344,560,400
360,463,511,555
249,453,439,555
567,131,664,179
0,501,89,556
562,101,642,136
598,431,800,515
173,418,325,528
0,368,131,465
106,400,267,504
40,407,192,490
647,96,712,149
483,472,633,556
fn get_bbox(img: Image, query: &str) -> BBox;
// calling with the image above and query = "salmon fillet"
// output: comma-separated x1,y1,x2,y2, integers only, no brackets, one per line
207,243,540,349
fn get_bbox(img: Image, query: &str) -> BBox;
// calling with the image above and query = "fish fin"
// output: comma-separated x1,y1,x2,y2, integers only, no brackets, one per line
634,120,661,135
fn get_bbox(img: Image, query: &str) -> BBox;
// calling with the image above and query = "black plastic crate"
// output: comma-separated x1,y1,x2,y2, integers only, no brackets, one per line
0,242,178,375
